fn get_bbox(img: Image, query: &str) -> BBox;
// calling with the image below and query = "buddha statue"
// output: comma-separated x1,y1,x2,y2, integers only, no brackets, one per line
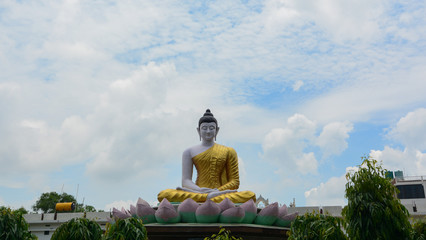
157,109,256,203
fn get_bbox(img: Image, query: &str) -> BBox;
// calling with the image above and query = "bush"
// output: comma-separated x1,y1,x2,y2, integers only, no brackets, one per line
51,217,102,240
342,157,411,240
412,220,426,240
204,227,243,240
288,211,346,240
104,217,147,240
0,207,37,240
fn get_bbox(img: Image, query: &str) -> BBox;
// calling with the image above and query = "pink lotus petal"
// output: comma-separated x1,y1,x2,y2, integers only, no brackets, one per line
278,204,288,217
137,197,150,207
218,198,234,212
112,207,130,219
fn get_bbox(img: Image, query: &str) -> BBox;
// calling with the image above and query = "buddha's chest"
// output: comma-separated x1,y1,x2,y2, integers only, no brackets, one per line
193,153,227,174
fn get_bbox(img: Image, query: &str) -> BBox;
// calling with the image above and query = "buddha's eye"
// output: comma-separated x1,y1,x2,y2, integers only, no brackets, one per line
209,126,215,130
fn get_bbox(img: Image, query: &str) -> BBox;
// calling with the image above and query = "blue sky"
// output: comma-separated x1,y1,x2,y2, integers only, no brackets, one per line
0,0,425,211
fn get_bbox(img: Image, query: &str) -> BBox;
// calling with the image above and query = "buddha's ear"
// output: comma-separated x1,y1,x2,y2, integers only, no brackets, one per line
214,127,219,141
197,127,201,141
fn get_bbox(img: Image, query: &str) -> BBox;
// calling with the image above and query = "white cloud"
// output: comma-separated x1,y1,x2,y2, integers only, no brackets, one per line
262,114,352,175
301,0,383,42
388,108,426,151
317,121,353,157
262,114,318,175
301,65,426,123
104,200,136,212
0,82,20,93
287,114,316,140
296,152,318,175
305,175,346,206
370,108,426,176
0,62,188,187
370,147,426,176
292,80,304,91
305,166,357,206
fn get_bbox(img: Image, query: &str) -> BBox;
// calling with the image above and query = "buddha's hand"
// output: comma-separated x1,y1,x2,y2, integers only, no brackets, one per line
176,186,218,193
206,189,237,199
199,187,218,193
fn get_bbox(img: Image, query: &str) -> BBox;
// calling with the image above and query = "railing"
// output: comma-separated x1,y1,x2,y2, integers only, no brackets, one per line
395,175,425,183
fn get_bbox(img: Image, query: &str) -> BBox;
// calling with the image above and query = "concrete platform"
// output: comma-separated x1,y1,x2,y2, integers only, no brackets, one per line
145,223,289,240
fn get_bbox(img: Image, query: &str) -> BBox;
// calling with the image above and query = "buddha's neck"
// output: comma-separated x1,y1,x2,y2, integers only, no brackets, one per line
201,140,215,147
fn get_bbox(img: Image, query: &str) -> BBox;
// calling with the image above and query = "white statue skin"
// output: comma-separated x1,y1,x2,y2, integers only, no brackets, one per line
177,122,237,199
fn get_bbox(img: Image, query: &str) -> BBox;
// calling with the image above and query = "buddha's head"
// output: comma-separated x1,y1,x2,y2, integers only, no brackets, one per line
197,109,220,141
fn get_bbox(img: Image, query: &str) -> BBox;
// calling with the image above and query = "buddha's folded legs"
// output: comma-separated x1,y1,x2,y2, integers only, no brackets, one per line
158,189,208,202
157,189,256,203
209,190,256,203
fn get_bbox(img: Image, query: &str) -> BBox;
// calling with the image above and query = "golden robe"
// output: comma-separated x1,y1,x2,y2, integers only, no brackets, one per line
157,144,256,203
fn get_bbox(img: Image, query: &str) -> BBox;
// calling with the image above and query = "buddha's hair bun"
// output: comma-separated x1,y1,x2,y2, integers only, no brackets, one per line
199,109,218,127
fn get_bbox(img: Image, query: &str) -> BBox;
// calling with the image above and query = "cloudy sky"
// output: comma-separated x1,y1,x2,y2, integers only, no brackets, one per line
1,0,425,211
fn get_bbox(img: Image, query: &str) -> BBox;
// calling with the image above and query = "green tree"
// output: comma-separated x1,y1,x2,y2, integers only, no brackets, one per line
0,207,37,240
14,207,29,215
51,217,102,240
342,156,411,240
32,192,76,213
204,227,243,240
104,218,147,240
75,203,97,212
0,206,28,215
412,220,426,240
83,205,96,212
288,211,346,240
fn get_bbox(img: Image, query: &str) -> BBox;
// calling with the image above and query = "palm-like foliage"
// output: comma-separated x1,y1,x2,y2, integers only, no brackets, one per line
342,157,411,240
0,207,37,240
51,217,102,240
288,211,346,240
204,227,243,240
103,217,147,240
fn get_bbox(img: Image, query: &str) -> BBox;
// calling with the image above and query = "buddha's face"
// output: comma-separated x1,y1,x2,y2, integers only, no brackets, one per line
198,122,219,141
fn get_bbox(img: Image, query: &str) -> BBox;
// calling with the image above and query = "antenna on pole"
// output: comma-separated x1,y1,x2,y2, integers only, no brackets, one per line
82,197,85,212
75,184,79,213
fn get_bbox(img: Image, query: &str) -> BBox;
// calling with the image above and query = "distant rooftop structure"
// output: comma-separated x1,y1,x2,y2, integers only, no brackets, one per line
387,170,426,215
255,195,269,208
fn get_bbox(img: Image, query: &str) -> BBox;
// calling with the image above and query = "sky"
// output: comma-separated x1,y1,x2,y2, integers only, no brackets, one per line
0,0,425,211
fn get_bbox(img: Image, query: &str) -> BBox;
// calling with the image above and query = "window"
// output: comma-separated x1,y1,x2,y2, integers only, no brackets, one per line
44,231,49,235
397,184,425,199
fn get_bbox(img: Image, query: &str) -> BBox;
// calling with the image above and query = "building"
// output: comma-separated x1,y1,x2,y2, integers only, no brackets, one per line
390,171,426,216
24,212,110,240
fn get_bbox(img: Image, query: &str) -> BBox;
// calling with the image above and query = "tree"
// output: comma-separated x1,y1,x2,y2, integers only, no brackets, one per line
74,203,97,212
0,206,28,215
0,207,37,240
104,218,147,240
32,192,76,213
288,211,346,240
82,205,96,212
205,227,243,240
342,156,412,240
51,217,102,240
14,207,29,215
412,220,426,240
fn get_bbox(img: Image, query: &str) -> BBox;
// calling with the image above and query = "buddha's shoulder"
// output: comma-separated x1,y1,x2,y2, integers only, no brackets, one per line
183,144,207,158
215,144,236,154
182,146,195,157
183,144,236,158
